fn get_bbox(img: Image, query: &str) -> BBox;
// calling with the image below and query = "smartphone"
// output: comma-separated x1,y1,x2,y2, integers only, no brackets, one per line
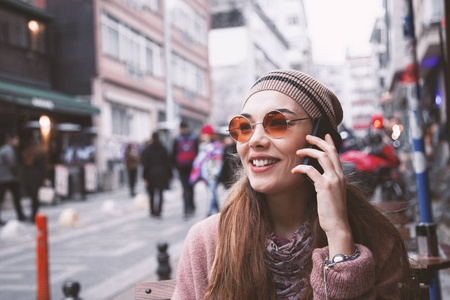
302,118,342,183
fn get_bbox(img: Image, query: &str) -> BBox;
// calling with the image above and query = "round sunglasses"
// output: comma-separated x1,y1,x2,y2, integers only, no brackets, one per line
228,110,311,143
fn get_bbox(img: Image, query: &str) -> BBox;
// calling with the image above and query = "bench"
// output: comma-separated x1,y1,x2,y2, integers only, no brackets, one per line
135,279,176,300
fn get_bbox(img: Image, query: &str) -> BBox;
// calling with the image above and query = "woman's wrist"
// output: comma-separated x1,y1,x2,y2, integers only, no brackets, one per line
326,228,355,259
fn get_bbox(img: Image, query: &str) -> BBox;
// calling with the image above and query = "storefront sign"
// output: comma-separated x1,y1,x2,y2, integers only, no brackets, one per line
31,97,55,110
84,163,97,192
55,164,69,197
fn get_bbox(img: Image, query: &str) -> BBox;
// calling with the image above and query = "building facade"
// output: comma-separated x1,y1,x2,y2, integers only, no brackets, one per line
46,0,212,189
371,0,447,159
0,0,100,198
209,0,290,129
257,0,313,74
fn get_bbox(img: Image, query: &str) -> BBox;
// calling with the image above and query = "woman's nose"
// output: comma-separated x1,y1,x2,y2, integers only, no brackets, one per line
249,123,269,148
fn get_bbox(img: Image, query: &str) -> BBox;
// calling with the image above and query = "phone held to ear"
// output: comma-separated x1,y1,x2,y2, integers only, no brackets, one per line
302,118,342,184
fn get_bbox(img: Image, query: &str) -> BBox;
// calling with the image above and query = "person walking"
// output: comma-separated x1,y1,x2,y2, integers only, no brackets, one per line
172,121,198,217
142,132,172,217
21,139,49,223
125,143,140,197
189,124,224,217
0,133,26,224
218,135,241,189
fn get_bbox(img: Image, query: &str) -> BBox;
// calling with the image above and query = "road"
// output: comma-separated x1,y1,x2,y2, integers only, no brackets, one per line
0,180,223,300
1,179,449,299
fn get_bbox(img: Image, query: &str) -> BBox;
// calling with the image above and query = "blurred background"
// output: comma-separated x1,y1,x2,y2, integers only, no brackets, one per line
1,0,450,299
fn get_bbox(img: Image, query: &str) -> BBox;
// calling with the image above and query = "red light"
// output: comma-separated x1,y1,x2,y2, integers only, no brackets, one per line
372,114,384,129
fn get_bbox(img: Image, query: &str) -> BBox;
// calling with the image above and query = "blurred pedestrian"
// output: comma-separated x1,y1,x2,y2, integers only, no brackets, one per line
172,121,198,217
125,143,140,197
21,138,49,223
189,124,224,217
218,135,241,189
0,133,25,224
142,132,172,217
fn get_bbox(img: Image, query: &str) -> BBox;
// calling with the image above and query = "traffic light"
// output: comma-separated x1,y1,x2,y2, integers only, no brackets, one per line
372,114,384,129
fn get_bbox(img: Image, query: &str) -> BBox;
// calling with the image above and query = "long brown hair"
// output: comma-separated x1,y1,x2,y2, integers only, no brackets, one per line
205,174,411,299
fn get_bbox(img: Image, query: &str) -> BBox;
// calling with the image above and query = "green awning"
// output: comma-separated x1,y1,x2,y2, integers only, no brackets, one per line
0,0,54,21
0,80,100,116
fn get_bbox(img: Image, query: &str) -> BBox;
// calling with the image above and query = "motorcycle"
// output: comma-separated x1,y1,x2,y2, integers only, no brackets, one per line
340,131,407,202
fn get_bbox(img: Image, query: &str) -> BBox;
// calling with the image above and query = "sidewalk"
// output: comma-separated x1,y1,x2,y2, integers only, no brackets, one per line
0,179,229,300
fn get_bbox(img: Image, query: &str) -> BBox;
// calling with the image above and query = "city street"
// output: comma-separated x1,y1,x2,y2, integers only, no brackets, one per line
0,179,226,300
1,178,450,300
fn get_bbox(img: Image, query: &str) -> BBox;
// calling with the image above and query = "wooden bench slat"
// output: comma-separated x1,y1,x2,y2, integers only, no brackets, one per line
135,279,176,300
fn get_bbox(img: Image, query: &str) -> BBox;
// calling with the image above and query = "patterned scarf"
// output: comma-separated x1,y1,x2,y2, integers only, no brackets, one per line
265,221,312,299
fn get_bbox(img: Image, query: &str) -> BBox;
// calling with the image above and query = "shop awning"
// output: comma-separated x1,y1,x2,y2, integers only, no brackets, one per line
0,80,100,116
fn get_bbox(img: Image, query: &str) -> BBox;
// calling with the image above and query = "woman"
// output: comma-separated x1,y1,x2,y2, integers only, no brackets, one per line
189,124,224,217
141,132,172,217
173,70,410,299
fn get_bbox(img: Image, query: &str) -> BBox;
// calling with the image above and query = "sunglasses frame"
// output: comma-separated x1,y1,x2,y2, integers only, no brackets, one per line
227,110,311,143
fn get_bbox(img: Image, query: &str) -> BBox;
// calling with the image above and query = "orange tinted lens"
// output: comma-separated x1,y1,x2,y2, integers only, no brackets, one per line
229,116,252,142
263,111,288,138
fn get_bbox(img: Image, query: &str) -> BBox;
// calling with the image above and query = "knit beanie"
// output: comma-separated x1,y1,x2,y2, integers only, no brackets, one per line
244,70,343,130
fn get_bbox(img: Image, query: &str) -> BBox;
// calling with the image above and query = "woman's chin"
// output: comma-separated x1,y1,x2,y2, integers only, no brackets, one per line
248,180,275,194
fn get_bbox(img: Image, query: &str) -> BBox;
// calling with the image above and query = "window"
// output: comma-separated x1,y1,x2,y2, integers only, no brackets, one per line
123,0,159,13
287,16,299,25
101,14,119,58
112,104,131,136
101,12,163,78
172,53,208,97
146,38,162,75
171,2,207,46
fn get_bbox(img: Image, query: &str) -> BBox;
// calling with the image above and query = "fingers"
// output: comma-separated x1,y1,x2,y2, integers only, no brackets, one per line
293,134,345,186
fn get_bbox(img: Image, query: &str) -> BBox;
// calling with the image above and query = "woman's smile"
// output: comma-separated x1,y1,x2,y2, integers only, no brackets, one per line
249,154,280,173
237,90,313,195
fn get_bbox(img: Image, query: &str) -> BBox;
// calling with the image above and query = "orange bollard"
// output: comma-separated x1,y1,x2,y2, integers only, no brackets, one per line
36,214,50,300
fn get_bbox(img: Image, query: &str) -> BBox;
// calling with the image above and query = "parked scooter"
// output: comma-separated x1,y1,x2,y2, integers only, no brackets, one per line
340,129,406,201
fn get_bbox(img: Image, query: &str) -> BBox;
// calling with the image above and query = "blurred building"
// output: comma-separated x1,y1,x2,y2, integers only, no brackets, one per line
342,54,380,136
46,0,212,190
313,64,346,122
257,0,313,74
209,0,291,129
371,0,447,159
0,0,100,198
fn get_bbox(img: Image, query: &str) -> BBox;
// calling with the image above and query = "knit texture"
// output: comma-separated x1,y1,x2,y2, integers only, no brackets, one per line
172,215,406,300
310,245,376,299
244,70,343,130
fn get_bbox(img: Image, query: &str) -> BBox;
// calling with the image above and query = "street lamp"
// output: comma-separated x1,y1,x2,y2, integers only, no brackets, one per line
28,20,39,32
39,115,51,150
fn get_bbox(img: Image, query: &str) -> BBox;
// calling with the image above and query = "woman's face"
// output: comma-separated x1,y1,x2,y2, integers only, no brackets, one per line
237,90,313,196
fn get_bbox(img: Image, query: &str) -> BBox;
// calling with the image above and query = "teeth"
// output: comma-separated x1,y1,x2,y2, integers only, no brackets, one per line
252,159,275,167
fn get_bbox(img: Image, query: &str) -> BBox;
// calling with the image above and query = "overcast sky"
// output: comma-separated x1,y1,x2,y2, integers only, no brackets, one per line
303,0,384,65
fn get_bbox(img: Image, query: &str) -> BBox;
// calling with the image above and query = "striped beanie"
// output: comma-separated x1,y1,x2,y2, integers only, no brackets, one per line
244,70,343,130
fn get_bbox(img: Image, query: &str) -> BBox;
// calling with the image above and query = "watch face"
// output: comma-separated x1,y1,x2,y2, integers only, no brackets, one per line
333,254,345,263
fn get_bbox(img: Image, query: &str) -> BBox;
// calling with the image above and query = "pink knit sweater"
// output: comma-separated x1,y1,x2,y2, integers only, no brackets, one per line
173,214,405,299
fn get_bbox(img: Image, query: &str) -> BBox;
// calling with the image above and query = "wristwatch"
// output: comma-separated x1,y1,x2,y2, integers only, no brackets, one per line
331,253,347,263
326,246,360,266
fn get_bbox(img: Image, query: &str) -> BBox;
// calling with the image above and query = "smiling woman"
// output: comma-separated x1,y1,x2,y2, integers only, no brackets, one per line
172,69,411,300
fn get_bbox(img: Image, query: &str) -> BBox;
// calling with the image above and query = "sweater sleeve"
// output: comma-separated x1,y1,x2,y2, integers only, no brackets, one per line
310,241,405,300
172,215,219,300
310,244,376,299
